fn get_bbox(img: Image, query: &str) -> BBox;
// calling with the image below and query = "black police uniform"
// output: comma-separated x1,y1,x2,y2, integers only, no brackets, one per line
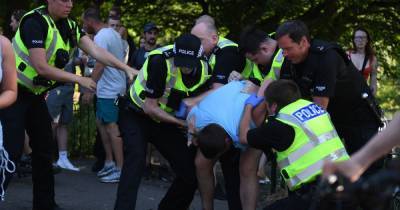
115,50,208,210
280,39,382,175
0,10,84,210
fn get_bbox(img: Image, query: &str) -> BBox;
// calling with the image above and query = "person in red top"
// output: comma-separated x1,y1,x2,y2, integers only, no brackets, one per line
347,28,378,95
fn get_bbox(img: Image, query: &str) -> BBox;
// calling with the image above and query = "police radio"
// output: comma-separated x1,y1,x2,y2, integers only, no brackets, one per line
55,49,70,69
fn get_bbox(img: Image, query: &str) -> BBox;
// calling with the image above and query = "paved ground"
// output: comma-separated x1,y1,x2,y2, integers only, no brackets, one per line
1,159,228,210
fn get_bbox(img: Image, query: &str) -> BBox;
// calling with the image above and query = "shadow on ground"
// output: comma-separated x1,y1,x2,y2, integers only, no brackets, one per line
1,159,228,210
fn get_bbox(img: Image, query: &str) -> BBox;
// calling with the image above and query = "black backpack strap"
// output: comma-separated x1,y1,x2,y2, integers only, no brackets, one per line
311,40,383,126
360,55,368,73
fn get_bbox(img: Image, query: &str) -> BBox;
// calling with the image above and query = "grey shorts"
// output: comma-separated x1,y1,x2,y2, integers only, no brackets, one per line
46,85,74,124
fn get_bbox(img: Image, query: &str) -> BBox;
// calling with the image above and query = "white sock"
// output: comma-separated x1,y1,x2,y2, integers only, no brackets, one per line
59,151,68,160
105,161,114,167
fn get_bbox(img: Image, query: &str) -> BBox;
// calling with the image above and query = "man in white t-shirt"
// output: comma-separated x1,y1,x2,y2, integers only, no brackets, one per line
82,8,126,183
108,16,129,64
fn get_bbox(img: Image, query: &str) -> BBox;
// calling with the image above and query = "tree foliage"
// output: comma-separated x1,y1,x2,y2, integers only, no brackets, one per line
0,0,399,112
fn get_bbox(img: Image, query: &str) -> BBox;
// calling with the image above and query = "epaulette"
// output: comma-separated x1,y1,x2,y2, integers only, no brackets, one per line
310,39,351,67
162,48,174,59
211,46,221,55
33,7,55,28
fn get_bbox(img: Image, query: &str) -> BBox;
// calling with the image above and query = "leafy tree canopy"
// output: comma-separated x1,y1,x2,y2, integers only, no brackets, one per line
0,0,398,113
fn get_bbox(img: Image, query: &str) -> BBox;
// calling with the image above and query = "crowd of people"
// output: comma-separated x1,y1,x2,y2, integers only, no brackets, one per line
0,0,396,210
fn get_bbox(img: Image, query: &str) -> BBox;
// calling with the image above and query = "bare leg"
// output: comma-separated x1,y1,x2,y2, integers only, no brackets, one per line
257,153,267,179
23,131,32,154
56,124,68,152
96,119,113,163
195,149,217,210
105,122,124,169
239,147,262,210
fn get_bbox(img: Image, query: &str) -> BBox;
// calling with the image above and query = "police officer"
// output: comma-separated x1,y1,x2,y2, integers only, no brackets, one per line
115,34,210,210
240,79,350,210
0,1,137,209
275,20,382,175
191,15,244,88
239,27,285,84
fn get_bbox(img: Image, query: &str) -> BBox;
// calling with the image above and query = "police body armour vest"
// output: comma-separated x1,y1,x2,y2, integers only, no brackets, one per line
130,45,210,114
274,99,349,190
241,48,284,83
208,36,238,71
13,6,80,95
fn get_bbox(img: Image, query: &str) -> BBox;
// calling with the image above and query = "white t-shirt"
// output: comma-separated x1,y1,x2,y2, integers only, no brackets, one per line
94,27,126,99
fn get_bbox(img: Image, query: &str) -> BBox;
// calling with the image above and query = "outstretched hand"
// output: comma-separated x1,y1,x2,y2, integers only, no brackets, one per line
228,70,243,82
78,77,96,92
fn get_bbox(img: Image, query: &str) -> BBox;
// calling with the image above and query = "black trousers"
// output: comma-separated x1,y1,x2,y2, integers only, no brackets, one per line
0,87,55,210
335,123,383,176
264,182,357,210
114,106,197,210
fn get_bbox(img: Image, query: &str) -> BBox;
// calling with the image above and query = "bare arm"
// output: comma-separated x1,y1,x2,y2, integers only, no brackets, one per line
0,37,17,109
91,62,105,82
313,96,329,110
239,105,253,145
78,35,138,81
369,56,378,96
323,113,400,181
29,48,96,91
211,82,224,89
242,80,266,126
252,102,267,126
143,97,186,127
257,78,272,97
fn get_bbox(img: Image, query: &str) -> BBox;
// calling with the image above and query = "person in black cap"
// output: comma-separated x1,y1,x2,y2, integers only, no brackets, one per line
129,22,161,69
115,34,213,210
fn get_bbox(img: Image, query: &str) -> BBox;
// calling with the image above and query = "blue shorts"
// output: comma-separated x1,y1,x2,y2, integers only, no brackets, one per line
96,98,119,123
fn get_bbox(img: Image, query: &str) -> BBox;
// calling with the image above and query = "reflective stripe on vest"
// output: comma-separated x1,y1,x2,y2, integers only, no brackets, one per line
12,30,57,67
267,48,284,80
286,148,348,189
130,57,209,113
12,29,58,88
13,6,79,94
275,99,349,190
209,37,238,71
242,48,284,82
217,38,237,49
130,59,177,108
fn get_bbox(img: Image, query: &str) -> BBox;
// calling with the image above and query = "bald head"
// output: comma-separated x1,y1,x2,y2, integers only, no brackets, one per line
192,22,217,35
191,22,218,55
195,15,215,25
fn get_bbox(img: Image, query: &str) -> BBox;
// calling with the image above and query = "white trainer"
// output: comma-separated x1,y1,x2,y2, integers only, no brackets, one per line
97,164,115,177
56,158,80,172
100,169,121,183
